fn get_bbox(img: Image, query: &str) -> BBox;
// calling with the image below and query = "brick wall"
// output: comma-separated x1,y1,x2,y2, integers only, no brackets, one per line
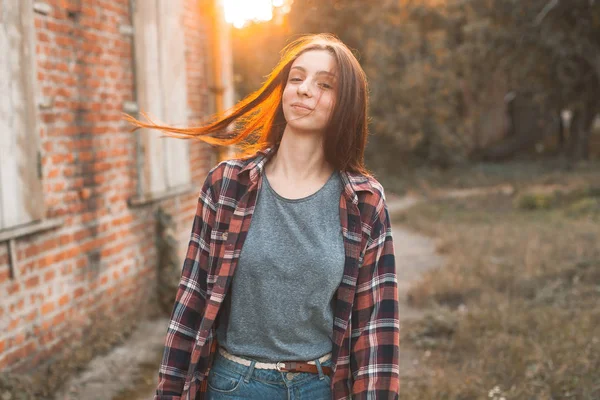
0,0,220,372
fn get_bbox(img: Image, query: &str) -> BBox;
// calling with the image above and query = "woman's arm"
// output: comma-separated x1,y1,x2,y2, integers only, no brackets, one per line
351,197,400,399
154,172,217,400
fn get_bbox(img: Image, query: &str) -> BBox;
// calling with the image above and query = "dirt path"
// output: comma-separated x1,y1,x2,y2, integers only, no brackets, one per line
389,206,445,378
54,318,168,400
54,193,446,399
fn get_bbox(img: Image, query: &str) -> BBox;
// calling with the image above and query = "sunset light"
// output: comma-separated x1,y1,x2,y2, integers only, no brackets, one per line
223,0,287,28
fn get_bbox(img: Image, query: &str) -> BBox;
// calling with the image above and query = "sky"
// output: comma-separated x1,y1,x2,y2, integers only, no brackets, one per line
223,0,286,28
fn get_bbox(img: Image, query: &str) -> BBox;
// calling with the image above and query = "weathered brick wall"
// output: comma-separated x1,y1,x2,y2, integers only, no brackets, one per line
0,0,217,372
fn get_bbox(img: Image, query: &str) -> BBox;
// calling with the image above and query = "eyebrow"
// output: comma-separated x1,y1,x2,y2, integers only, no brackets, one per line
290,66,337,78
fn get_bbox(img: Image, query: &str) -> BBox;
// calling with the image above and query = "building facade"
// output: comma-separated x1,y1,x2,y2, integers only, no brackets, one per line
0,0,233,373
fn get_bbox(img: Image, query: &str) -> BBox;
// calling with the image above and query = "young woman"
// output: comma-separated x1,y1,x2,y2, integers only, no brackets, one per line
126,33,399,400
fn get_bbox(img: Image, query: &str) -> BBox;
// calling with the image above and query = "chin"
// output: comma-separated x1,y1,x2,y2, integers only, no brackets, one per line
288,122,326,135
285,117,325,132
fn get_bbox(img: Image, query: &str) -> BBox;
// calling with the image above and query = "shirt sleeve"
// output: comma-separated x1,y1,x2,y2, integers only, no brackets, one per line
154,172,217,400
350,197,400,399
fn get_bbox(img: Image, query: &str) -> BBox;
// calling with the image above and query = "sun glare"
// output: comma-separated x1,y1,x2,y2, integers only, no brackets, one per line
223,0,285,28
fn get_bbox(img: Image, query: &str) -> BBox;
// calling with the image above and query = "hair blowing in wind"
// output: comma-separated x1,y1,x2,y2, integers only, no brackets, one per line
124,33,371,175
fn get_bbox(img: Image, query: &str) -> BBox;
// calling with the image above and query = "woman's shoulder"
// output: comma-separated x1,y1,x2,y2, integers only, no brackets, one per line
202,149,266,193
210,148,267,177
343,171,390,226
207,157,248,181
344,170,387,203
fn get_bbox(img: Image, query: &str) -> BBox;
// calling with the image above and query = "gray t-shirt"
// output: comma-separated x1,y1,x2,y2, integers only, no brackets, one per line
215,171,345,362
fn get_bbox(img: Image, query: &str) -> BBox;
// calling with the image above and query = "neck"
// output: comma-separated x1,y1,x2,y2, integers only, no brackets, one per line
266,126,333,182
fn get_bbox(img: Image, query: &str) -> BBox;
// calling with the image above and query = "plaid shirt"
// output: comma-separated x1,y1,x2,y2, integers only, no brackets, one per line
155,147,399,400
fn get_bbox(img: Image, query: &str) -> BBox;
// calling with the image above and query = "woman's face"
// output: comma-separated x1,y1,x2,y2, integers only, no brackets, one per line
282,49,337,135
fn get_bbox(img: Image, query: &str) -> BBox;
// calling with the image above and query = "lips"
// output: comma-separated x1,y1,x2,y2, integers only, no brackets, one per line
291,102,312,111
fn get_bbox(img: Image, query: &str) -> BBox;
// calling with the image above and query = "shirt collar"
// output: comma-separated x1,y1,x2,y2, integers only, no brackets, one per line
240,146,373,204
239,146,274,184
340,169,373,205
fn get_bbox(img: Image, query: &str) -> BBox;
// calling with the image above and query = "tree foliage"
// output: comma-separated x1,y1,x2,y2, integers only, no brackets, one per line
231,0,600,169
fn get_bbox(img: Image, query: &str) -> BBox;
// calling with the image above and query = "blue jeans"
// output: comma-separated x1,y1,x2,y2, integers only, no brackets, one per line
206,350,333,399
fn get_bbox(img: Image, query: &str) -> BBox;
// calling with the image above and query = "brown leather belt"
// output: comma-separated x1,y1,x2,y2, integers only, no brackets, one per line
275,361,333,377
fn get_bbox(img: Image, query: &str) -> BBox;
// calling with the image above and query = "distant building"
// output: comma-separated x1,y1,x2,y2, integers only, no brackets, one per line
0,0,233,373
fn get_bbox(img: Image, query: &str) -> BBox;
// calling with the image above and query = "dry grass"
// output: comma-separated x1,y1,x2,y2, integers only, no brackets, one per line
394,166,600,399
380,159,600,198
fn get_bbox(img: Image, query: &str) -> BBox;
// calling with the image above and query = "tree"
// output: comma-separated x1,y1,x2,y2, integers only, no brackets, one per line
451,0,600,161
231,0,600,169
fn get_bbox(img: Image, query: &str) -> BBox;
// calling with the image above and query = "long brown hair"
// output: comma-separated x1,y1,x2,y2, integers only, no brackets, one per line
124,33,370,174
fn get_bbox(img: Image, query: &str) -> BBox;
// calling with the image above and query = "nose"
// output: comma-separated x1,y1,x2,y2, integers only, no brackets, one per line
297,80,312,97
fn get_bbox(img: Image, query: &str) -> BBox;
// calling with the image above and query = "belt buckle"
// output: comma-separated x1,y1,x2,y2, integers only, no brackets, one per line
276,361,286,372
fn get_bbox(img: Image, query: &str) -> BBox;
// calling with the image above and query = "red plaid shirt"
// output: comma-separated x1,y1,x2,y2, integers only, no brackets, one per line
155,147,399,400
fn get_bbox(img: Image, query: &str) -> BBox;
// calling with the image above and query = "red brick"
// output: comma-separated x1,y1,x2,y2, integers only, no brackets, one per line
58,234,73,246
58,294,70,307
52,311,66,326
73,287,85,299
47,168,60,178
9,298,24,314
37,254,55,269
80,188,92,199
44,270,56,282
75,257,87,269
7,318,19,332
30,292,43,305
80,213,94,224
41,302,55,316
50,153,70,164
20,260,36,276
6,282,21,296
78,151,93,162
112,215,133,227
14,334,27,350
25,276,40,289
37,32,50,43
40,331,55,345
0,269,9,285
25,310,37,322
61,264,73,276
40,238,59,252
55,247,80,262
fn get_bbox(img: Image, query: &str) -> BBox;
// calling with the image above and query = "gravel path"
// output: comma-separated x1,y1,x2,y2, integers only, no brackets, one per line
54,194,444,399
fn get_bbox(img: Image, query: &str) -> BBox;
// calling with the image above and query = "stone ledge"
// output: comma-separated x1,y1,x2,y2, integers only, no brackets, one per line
0,217,63,242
